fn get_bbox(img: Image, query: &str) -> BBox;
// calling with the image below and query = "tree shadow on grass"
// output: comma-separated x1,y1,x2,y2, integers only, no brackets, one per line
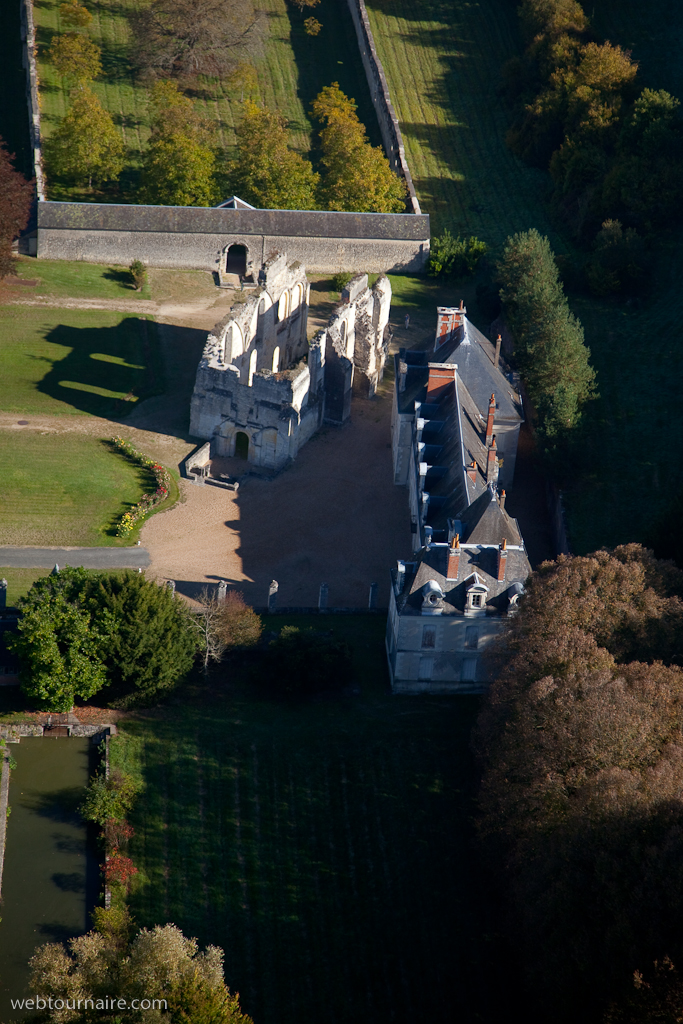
102,267,136,289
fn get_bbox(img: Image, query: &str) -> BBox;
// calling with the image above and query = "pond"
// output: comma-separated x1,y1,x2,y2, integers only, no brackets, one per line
0,738,99,1019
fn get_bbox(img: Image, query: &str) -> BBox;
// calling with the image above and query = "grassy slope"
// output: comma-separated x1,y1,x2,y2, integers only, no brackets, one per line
367,0,683,554
111,616,490,1024
0,306,158,417
34,0,380,200
0,432,156,545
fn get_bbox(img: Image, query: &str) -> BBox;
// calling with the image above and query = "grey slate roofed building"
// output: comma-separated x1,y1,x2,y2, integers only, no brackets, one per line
386,305,531,693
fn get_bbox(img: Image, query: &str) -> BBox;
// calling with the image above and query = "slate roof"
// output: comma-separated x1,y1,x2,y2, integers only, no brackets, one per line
434,319,523,423
393,312,531,616
37,202,430,241
394,540,530,616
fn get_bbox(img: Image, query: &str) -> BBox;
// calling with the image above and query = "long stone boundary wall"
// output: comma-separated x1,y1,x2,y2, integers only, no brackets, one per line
346,0,421,216
20,0,45,200
37,202,431,274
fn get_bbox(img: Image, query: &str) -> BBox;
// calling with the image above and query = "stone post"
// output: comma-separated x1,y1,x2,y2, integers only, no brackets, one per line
0,580,6,609
268,580,278,613
217,580,227,601
318,583,328,611
368,582,378,609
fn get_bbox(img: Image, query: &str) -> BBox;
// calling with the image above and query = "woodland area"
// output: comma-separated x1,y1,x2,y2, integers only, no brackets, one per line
477,544,683,1021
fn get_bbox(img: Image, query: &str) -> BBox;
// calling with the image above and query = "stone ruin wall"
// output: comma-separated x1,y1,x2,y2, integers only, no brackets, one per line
316,273,392,425
190,255,392,471
190,253,322,470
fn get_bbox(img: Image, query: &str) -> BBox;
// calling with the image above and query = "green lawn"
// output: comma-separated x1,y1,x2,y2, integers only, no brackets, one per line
14,257,151,300
0,306,160,417
0,568,53,607
110,615,490,1024
0,432,159,545
34,0,379,202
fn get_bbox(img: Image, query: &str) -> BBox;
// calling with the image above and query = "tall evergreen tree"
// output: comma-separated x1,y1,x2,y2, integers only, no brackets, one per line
497,228,596,444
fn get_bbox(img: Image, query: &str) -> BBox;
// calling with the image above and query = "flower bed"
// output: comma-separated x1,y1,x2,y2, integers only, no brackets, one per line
111,436,171,537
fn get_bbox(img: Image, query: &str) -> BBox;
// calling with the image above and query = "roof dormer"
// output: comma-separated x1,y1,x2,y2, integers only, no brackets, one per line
421,579,444,616
464,572,488,617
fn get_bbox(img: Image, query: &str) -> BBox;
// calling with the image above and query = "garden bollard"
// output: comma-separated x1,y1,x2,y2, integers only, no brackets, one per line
318,583,329,611
268,580,278,613
368,582,378,609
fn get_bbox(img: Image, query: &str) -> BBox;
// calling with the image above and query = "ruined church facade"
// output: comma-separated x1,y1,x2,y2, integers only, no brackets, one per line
189,252,392,470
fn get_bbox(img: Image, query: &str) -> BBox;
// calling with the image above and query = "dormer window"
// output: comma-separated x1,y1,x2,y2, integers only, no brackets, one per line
421,580,444,616
464,572,488,616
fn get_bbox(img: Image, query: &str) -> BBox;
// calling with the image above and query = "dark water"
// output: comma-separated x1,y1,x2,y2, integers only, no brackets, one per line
0,739,98,1021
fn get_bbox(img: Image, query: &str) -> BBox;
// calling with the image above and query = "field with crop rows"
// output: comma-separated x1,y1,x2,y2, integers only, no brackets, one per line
364,0,561,245
112,617,495,1024
33,0,379,200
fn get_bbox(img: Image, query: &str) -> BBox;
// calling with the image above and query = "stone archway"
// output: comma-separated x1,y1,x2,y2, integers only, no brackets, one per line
226,244,247,276
234,431,249,459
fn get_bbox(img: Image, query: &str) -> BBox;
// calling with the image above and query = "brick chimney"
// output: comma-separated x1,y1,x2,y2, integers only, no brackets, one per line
485,393,495,446
486,435,498,484
499,489,506,512
446,534,460,580
426,363,457,400
497,538,508,582
466,460,477,484
494,334,502,370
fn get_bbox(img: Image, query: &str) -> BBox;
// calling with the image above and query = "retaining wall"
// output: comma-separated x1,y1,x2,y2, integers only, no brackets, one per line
37,203,430,273
346,0,420,216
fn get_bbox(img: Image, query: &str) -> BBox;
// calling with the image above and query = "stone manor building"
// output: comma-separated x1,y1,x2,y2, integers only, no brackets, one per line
386,305,531,693
190,251,392,470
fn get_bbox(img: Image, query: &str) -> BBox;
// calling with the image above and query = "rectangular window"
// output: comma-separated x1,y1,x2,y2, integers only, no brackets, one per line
461,658,477,682
421,627,436,649
465,626,479,650
419,656,434,680
471,594,482,607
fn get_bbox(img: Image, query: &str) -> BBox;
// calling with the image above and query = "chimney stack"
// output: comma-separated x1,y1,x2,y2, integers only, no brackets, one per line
487,435,498,484
446,534,461,580
485,393,495,446
497,538,508,582
494,334,502,370
426,363,457,400
467,460,477,484
499,489,506,512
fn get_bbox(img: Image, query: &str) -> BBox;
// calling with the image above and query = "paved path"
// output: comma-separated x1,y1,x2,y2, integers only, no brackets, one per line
0,547,150,568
